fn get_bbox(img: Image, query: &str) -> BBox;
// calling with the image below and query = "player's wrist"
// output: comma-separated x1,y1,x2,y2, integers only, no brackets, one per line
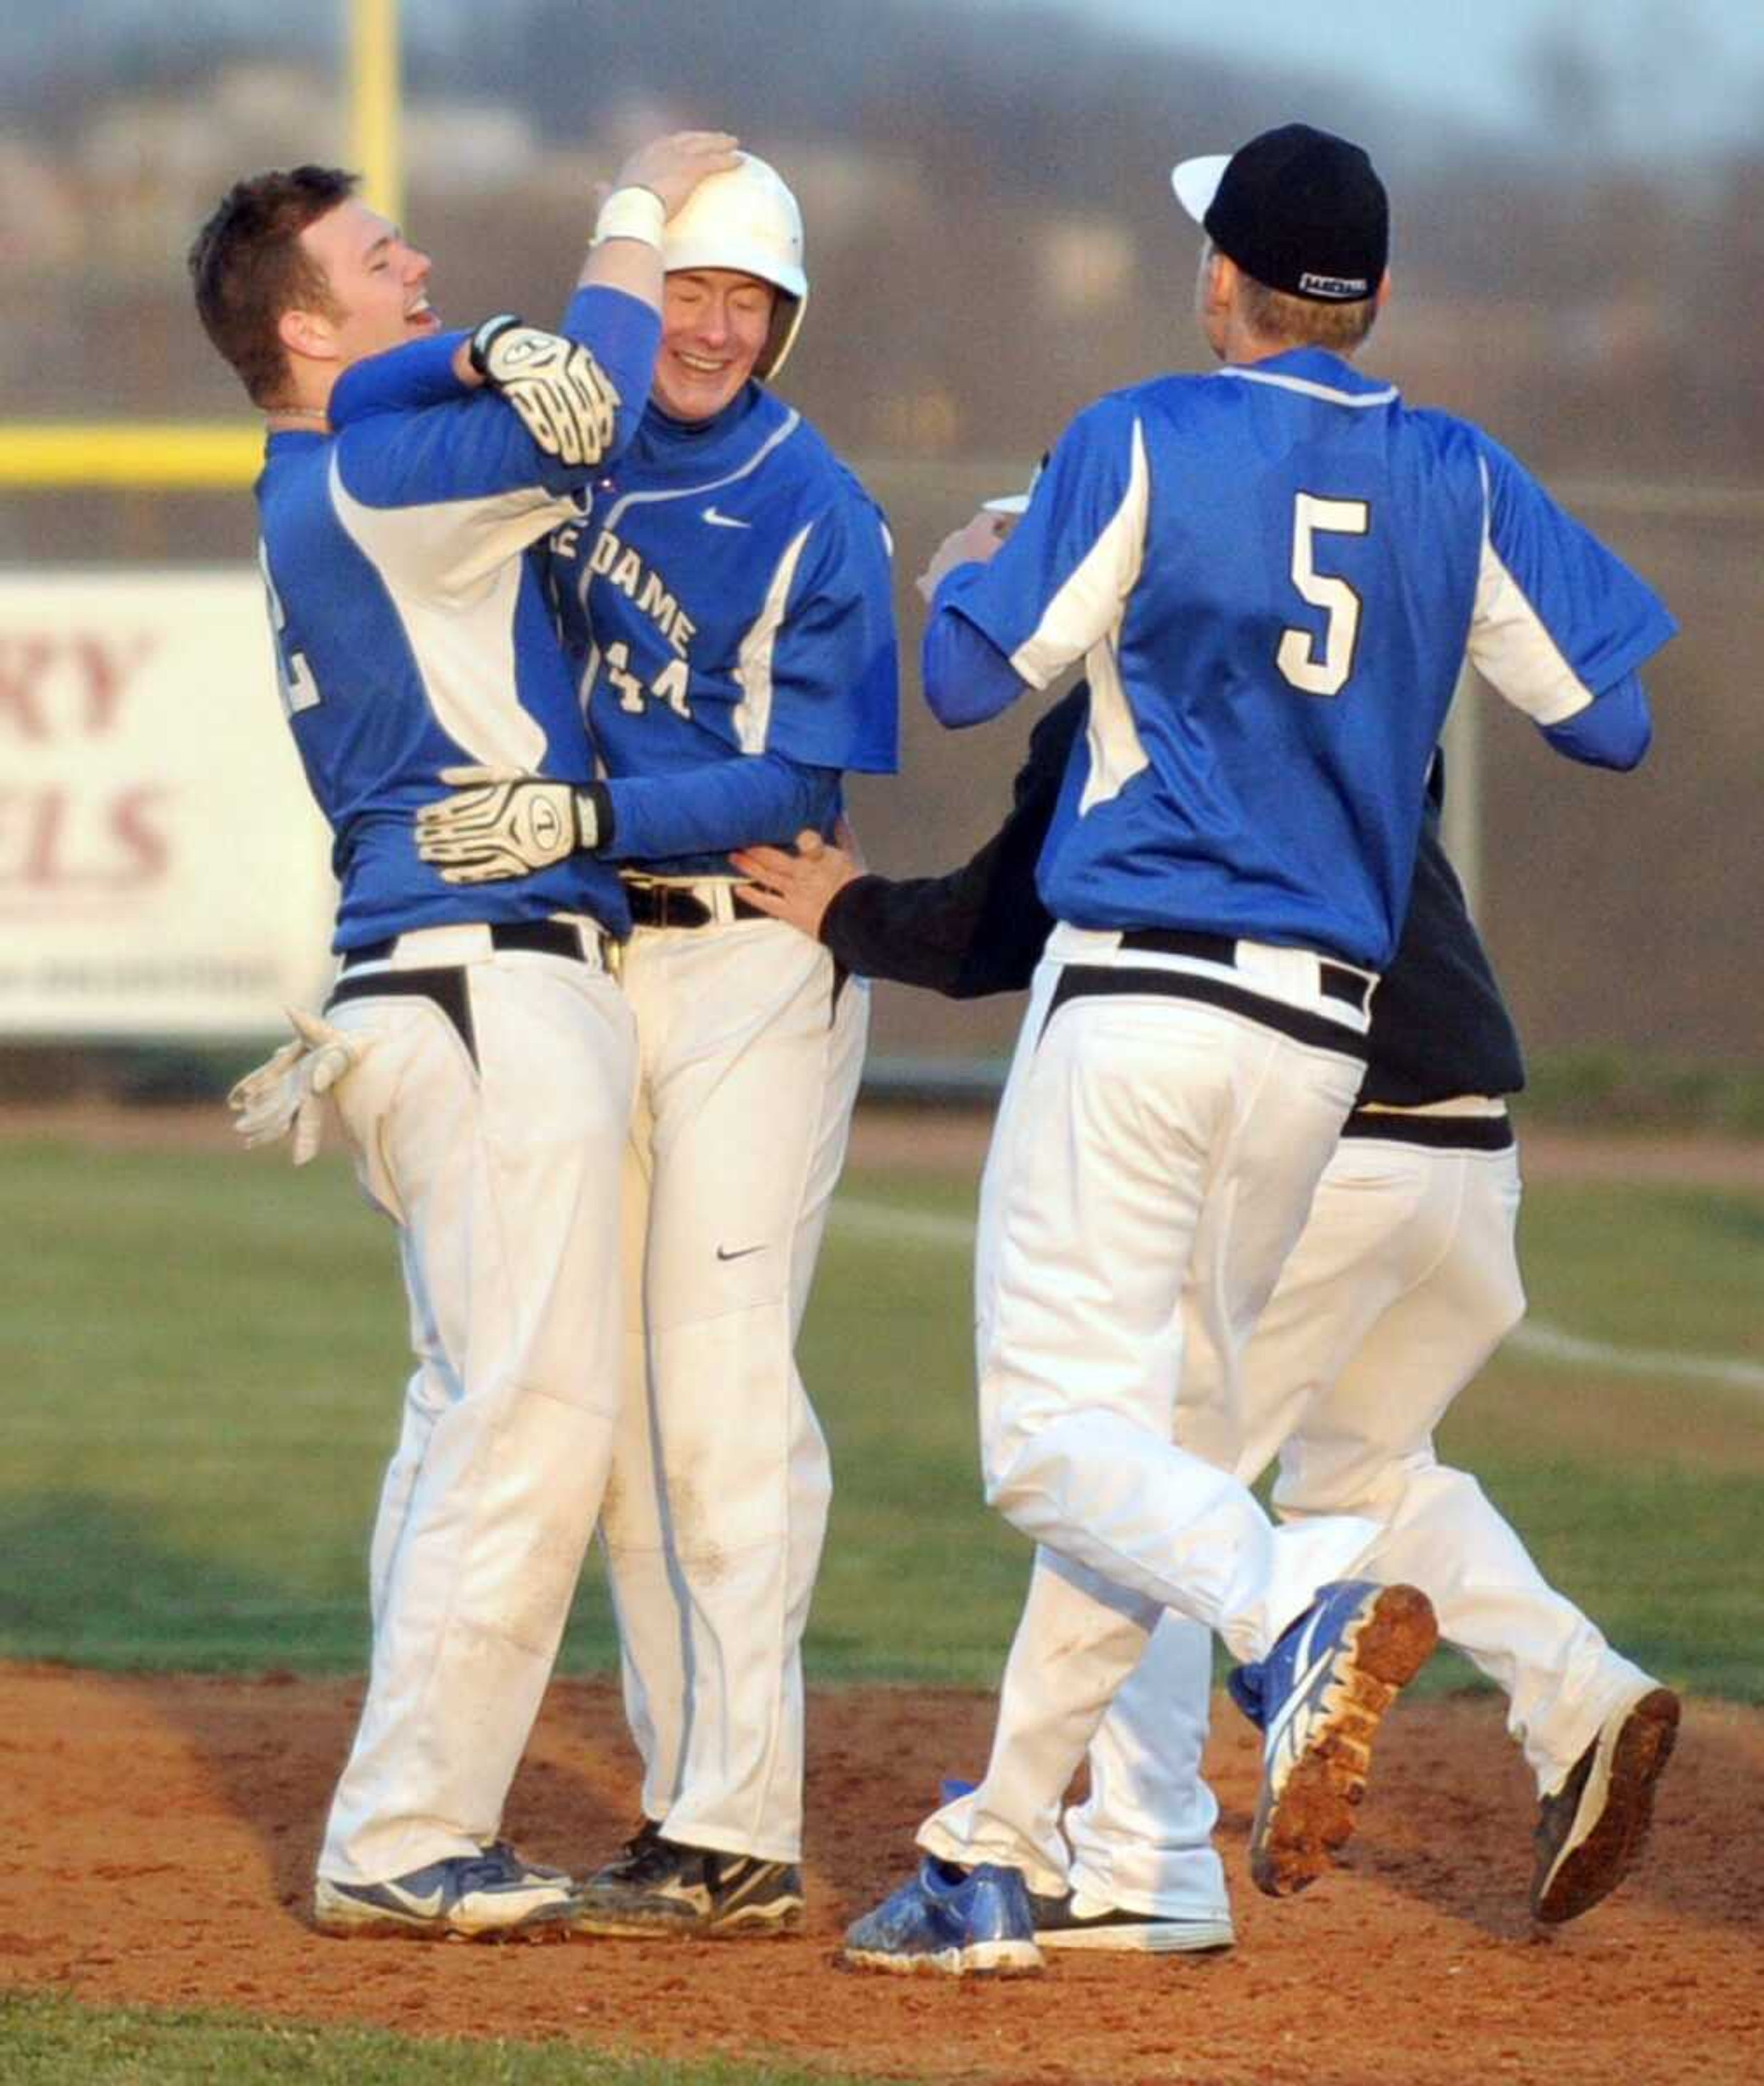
575,782,614,852
818,875,864,945
467,312,525,377
592,186,667,252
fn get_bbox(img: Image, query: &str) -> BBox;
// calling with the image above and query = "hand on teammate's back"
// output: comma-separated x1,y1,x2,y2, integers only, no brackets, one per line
732,830,861,939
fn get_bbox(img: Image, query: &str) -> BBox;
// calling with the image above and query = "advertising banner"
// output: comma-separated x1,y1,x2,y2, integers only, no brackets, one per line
0,569,335,1037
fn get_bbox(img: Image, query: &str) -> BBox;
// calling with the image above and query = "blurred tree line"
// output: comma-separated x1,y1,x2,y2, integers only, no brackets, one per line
2,0,1760,484
1,1,1758,1070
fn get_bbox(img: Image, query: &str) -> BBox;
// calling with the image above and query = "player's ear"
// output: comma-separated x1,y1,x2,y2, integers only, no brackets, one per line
1374,268,1392,314
278,304,342,365
1195,243,1232,324
1193,241,1226,302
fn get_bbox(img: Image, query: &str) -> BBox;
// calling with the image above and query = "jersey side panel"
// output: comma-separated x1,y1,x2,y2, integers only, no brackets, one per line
257,430,627,946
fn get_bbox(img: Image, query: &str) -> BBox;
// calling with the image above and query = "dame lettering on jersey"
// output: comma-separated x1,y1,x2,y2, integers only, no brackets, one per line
584,527,698,657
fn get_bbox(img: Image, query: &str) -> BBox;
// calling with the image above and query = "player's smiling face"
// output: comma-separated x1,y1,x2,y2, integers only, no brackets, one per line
298,198,441,369
654,268,776,422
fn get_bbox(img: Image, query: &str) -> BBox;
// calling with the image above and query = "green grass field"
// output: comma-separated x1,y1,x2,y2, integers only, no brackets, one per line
0,1993,888,2086
3,1133,1759,1695
3,1126,1761,2079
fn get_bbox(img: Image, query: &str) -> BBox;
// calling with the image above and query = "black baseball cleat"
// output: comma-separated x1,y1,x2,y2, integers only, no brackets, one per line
572,1825,803,1938
1027,1887,1234,1955
1531,1683,1680,1923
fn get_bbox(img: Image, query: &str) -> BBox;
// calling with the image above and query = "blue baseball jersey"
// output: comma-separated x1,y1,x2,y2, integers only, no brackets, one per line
258,285,659,948
549,384,899,876
932,347,1676,969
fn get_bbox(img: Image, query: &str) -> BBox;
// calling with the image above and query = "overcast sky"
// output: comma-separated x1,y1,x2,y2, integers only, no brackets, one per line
4,0,1758,162
974,0,1763,156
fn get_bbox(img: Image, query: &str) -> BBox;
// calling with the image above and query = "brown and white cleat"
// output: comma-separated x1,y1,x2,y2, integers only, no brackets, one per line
1531,1683,1680,1924
1229,1579,1439,1899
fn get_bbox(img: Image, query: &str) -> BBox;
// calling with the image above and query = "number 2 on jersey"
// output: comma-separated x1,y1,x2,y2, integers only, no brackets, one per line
1277,493,1369,697
259,543,322,717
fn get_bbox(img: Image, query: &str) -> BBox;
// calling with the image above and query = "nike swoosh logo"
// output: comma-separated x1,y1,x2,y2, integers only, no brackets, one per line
716,1244,766,1262
701,505,751,529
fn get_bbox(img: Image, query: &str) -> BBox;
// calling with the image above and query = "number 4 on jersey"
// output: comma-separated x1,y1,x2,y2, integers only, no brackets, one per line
599,640,692,720
1278,493,1369,697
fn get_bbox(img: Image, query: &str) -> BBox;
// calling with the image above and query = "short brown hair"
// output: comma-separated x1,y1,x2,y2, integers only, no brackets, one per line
188,166,359,407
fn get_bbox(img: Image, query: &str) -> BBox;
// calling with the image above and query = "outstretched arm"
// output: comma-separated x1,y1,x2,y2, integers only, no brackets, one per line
577,128,740,304
916,510,1033,729
329,129,740,456
735,690,1084,998
1538,668,1651,770
411,751,841,880
1468,433,1675,770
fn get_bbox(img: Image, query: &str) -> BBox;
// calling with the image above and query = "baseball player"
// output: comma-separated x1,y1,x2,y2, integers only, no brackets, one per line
380,155,899,1935
190,129,740,1942
823,121,1675,1972
737,686,1679,1959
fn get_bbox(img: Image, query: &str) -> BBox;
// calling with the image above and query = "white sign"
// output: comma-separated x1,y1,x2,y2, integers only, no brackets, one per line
0,568,336,1037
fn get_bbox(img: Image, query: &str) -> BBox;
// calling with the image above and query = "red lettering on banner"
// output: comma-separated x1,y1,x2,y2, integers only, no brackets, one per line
18,792,60,881
77,636,153,734
0,633,156,741
0,787,171,890
0,637,54,739
111,788,170,882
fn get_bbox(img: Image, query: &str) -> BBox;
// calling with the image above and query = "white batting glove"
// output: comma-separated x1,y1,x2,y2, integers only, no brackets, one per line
468,314,622,466
227,1008,373,1165
414,765,606,884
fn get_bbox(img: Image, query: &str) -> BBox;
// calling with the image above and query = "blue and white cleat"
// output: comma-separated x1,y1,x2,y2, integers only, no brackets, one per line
1229,1579,1438,1899
842,1857,1043,1976
312,1840,579,1941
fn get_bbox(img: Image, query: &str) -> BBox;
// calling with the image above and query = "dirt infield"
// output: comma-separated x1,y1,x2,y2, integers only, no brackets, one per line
2,1667,1758,2084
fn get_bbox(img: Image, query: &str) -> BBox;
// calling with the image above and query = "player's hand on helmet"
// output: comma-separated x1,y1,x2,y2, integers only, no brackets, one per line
916,510,1012,603
415,765,603,884
614,130,741,219
228,1008,373,1165
732,828,861,940
468,316,621,466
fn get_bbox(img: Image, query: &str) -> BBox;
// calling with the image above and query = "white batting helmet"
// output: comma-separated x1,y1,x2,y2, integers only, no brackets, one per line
662,152,808,380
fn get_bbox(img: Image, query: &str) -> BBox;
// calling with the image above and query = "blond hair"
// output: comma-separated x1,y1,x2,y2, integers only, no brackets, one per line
1237,275,1380,353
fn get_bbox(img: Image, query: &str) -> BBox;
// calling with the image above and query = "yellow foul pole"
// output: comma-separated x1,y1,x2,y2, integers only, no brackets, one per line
350,0,405,223
0,0,406,490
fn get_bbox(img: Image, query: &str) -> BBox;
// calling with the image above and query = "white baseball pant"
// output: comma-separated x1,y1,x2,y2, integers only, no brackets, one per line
316,921,635,1886
932,1112,1656,1907
597,905,867,1863
1181,1121,1654,1793
920,931,1381,1880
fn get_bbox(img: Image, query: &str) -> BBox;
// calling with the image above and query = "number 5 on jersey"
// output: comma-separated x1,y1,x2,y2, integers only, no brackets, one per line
1278,493,1369,697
